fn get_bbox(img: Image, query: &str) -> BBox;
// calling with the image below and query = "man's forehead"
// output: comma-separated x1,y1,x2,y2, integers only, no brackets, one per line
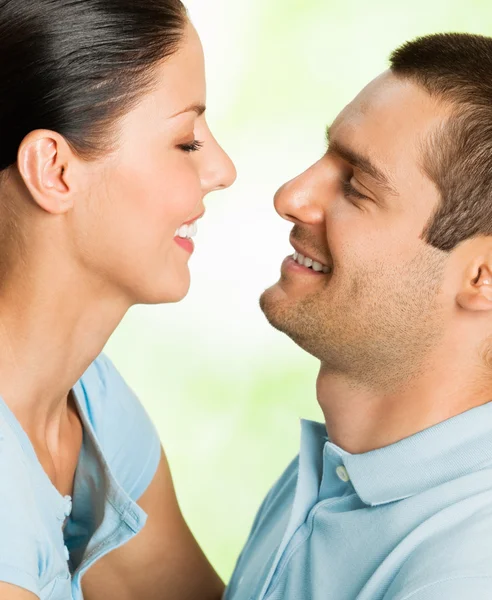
327,72,449,181
331,72,428,138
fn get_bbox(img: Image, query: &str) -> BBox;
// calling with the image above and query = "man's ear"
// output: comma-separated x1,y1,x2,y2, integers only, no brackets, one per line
17,130,76,215
456,260,492,312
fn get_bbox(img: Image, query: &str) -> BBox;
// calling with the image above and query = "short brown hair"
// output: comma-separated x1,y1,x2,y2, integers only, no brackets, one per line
390,33,492,252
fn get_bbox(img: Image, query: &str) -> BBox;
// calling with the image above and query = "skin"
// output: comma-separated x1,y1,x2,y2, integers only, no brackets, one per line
261,71,492,455
0,20,235,600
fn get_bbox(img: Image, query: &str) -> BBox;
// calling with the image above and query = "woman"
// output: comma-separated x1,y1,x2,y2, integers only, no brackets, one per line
0,1,236,599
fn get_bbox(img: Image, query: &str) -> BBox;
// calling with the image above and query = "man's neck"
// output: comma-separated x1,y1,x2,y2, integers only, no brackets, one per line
316,355,492,454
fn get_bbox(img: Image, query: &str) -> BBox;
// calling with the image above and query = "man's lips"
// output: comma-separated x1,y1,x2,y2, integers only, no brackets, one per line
290,240,332,270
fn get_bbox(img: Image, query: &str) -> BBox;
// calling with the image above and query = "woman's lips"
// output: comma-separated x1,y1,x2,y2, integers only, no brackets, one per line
182,211,205,226
174,216,201,255
174,237,195,254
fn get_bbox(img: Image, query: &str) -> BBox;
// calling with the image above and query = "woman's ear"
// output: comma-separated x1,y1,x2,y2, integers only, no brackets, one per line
457,262,492,312
17,130,75,215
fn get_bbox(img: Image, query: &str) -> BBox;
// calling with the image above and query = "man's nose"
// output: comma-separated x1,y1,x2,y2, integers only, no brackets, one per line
201,140,237,194
274,165,325,225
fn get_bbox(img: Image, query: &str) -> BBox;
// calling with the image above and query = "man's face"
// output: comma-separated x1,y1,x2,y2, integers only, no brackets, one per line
261,71,452,389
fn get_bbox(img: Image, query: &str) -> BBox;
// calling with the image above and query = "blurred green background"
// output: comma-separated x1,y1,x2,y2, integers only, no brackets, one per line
104,0,492,581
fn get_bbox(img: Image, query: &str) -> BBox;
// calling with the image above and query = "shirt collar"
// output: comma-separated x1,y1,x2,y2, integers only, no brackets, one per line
305,400,492,507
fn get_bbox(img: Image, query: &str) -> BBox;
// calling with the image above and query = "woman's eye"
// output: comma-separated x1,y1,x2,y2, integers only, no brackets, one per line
178,140,204,153
341,179,368,201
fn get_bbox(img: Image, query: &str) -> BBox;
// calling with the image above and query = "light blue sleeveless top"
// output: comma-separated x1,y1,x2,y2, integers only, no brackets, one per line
0,353,161,599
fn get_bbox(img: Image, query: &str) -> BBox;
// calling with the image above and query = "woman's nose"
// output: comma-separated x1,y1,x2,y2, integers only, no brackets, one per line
201,138,237,193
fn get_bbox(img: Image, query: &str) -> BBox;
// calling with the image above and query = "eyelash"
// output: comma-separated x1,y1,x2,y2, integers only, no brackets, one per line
342,179,368,201
178,140,204,153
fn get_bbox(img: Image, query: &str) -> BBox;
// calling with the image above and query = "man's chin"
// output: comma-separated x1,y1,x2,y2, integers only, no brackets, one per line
259,283,296,336
259,281,328,360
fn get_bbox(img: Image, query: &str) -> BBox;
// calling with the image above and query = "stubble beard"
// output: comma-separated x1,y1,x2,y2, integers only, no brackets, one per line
260,248,447,392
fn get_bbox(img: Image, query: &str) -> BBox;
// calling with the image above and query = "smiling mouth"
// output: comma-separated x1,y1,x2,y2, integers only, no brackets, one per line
293,251,332,274
174,211,205,240
174,221,198,240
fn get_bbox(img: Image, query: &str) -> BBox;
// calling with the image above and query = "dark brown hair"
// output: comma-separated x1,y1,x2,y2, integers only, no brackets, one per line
390,33,492,252
0,0,187,172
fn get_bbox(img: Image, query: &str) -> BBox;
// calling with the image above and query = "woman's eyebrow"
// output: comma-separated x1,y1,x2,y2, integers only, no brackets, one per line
325,126,399,197
170,103,207,119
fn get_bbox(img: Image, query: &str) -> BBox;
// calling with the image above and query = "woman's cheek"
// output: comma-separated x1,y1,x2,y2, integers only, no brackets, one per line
163,167,203,220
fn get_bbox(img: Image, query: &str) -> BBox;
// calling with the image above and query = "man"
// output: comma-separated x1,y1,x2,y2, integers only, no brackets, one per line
225,33,492,600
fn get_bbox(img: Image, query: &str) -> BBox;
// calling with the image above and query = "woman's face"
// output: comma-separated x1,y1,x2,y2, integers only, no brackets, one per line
73,21,236,305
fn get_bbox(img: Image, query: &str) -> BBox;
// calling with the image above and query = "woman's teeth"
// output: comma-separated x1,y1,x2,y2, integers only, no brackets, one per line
175,221,198,239
293,251,331,274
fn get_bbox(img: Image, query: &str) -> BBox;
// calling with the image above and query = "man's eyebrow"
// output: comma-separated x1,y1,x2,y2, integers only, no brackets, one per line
325,125,398,196
171,103,207,119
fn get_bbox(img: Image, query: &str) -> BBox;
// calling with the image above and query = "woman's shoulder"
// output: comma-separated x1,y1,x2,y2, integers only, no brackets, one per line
76,352,161,501
0,407,45,507
0,413,49,597
76,352,146,428
0,417,37,510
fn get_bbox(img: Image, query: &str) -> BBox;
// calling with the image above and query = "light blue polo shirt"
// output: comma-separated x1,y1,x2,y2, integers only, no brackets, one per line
226,403,492,600
0,353,161,599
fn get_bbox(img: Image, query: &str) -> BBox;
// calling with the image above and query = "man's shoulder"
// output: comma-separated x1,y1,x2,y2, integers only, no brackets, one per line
384,490,492,598
252,455,300,531
413,485,492,564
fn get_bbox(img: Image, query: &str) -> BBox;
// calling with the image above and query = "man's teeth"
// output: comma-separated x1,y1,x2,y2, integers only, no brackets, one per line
175,221,198,239
293,251,331,274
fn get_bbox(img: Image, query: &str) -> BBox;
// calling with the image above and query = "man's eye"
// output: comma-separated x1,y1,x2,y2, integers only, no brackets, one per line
341,179,368,201
178,140,204,153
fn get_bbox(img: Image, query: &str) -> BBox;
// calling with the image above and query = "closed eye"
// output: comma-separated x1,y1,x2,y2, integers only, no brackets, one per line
342,179,369,201
178,140,204,153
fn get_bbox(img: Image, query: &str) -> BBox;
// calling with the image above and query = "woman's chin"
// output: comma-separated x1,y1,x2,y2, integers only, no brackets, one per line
122,266,192,306
164,288,190,304
141,279,191,305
